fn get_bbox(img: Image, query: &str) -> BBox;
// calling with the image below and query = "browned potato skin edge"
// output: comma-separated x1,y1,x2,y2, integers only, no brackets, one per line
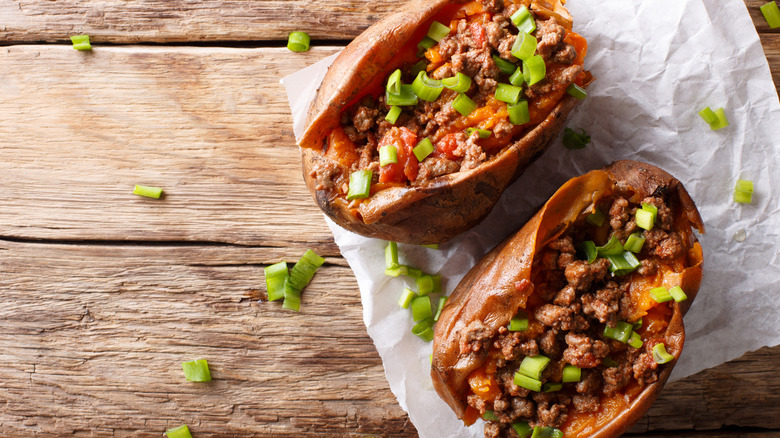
430,160,704,437
298,0,588,244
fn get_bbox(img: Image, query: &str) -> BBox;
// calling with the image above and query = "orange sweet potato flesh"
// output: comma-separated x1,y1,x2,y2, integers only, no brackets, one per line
431,160,704,437
298,0,590,244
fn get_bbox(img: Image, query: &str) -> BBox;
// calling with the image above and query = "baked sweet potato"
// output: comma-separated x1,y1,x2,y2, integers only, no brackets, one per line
431,160,705,437
299,0,592,244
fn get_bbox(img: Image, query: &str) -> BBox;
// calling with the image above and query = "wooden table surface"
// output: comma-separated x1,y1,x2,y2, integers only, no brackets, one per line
1,1,778,437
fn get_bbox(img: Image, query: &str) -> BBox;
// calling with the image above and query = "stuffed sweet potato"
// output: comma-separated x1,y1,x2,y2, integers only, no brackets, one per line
431,160,705,437
299,0,592,244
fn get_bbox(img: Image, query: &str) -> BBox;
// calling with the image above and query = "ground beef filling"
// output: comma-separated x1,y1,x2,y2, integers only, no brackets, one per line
315,0,583,192
463,194,686,437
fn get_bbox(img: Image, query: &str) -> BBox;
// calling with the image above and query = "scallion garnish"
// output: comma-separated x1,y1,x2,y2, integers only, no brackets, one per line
761,1,780,28
623,232,646,253
628,331,643,349
385,106,402,124
508,100,530,125
413,138,434,161
562,364,581,382
517,355,550,380
511,32,538,61
509,67,525,87
411,318,435,342
181,359,211,382
165,425,193,438
466,128,492,139
698,106,717,125
710,107,729,130
530,426,564,438
411,295,433,321
650,287,672,303
427,21,451,42
510,6,533,29
562,127,591,149
586,209,607,227
606,251,640,276
493,55,518,75
734,179,754,204
452,93,477,116
347,170,373,200
669,286,688,302
405,266,424,278
417,36,437,51
653,343,674,364
512,422,533,438
433,296,447,322
386,84,419,106
264,261,288,301
509,310,529,332
70,34,92,51
379,145,398,167
412,71,444,102
566,83,587,100
482,410,499,421
603,321,633,343
597,236,624,257
633,318,643,330
287,31,311,52
421,243,439,249
514,372,542,392
385,265,407,277
635,209,655,231
442,72,472,93
385,241,399,269
416,274,434,296
523,55,546,85
542,382,563,392
578,240,598,263
495,83,523,105
398,287,416,309
282,277,302,311
133,185,163,198
386,69,402,95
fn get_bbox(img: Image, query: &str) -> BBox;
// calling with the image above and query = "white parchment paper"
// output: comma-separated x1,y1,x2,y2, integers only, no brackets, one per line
282,0,780,436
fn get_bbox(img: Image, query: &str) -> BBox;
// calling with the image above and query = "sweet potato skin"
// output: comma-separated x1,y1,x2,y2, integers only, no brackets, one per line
431,160,704,437
298,0,588,244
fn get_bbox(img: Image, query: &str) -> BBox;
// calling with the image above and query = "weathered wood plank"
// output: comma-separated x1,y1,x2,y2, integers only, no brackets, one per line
0,45,341,249
0,239,415,437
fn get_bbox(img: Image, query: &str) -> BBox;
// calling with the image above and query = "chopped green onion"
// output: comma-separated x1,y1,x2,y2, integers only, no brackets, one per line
416,274,435,296
602,357,619,367
510,6,533,29
562,364,581,383
287,31,311,52
387,69,402,95
385,106,402,124
411,295,433,321
282,277,301,311
264,261,288,301
482,410,499,421
385,241,399,269
542,382,563,392
405,266,424,278
530,426,564,438
413,138,435,161
651,287,674,303
385,265,407,277
495,83,523,105
70,34,92,51
603,321,633,343
433,296,448,322
597,236,624,257
566,83,587,100
509,66,525,86
133,185,163,198
635,209,655,231
442,72,472,93
410,60,428,78
452,93,477,116
412,71,444,102
511,32,538,61
606,251,640,276
523,55,546,85
165,425,193,438
508,100,530,125
386,84,418,106
578,240,598,263
509,310,529,332
347,170,373,200
586,209,607,227
379,145,398,167
761,1,780,28
427,21,451,41
517,355,550,380
287,248,325,306
632,317,643,330
562,127,591,149
623,232,646,253
512,422,533,438
628,331,643,349
411,318,435,342
514,372,542,392
734,179,754,204
398,287,416,309
466,128,492,139
418,36,437,51
698,106,717,125
493,55,518,75
181,359,211,382
710,107,729,130
653,343,674,364
431,274,442,294
421,243,439,249
669,286,688,302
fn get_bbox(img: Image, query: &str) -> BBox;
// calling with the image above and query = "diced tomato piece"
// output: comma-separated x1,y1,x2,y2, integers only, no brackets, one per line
435,133,460,161
378,127,419,183
469,21,486,47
